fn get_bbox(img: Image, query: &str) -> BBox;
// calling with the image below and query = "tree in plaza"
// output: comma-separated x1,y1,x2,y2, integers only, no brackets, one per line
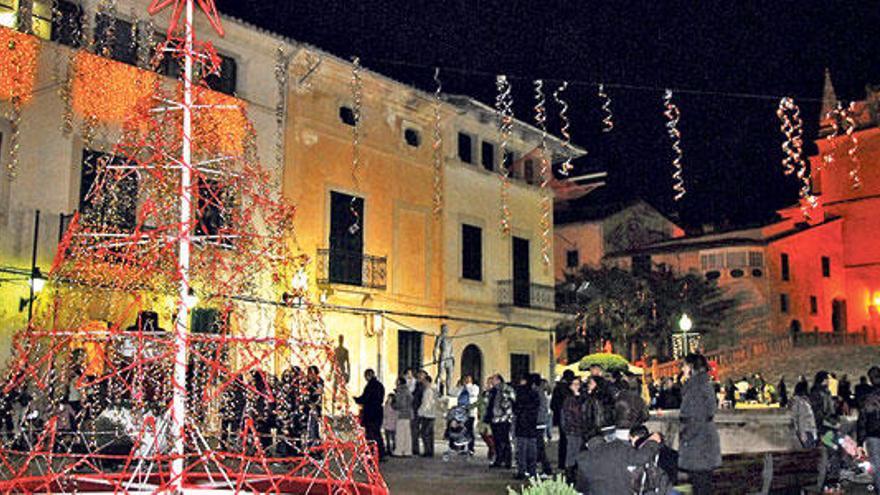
0,1,386,493
558,265,736,362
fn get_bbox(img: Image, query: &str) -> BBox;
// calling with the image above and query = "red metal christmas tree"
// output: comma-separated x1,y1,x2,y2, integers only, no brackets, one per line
0,1,386,493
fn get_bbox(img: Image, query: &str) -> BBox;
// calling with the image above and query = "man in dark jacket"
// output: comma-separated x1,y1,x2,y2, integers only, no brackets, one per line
576,430,662,494
486,374,515,469
354,369,385,459
411,370,426,456
855,375,872,408
613,375,649,438
550,369,574,471
857,366,880,491
809,371,836,435
513,375,540,480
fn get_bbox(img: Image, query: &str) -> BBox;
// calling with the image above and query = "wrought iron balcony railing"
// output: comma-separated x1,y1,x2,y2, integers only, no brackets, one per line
316,248,387,290
497,280,555,311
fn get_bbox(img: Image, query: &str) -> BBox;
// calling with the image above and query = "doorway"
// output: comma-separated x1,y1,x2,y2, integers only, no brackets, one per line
832,299,847,334
461,344,483,387
510,353,530,383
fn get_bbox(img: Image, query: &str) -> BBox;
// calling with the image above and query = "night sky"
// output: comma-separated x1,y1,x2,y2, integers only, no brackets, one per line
217,1,880,230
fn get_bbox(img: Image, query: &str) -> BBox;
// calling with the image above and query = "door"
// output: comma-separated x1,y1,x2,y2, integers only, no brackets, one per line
510,353,530,384
461,344,483,386
329,191,364,285
512,237,530,308
398,330,423,376
832,299,847,334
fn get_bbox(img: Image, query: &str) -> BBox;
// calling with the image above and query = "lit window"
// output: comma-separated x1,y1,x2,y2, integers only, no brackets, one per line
0,0,18,30
748,251,764,268
726,252,747,269
30,0,51,39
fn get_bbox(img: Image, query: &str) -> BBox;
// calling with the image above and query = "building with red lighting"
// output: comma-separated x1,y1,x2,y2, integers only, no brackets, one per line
559,74,880,346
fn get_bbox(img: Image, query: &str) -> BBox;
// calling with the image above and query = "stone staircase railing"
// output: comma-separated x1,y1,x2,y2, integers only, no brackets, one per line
651,329,869,379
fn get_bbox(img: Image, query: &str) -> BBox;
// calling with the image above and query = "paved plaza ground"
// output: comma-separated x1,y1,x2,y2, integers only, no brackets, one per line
380,440,555,494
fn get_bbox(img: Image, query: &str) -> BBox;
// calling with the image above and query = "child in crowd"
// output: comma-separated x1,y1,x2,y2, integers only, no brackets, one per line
383,393,397,456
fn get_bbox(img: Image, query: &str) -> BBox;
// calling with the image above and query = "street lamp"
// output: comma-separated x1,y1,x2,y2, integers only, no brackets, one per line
29,267,46,294
679,313,693,332
183,288,199,309
673,313,698,359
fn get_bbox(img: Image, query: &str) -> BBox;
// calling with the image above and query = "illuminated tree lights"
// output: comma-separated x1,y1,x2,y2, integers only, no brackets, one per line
0,2,386,494
0,27,40,180
71,51,160,124
0,27,40,105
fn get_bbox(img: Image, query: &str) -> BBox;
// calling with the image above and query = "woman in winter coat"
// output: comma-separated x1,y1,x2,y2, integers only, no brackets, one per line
809,371,836,435
560,377,584,480
392,377,414,457
582,375,607,441
790,380,817,448
678,353,721,495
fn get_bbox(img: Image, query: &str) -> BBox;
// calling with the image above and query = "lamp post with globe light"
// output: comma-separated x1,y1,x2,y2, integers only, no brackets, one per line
673,313,700,359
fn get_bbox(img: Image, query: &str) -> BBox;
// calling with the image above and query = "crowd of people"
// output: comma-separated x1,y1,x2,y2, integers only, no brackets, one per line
0,360,329,461
352,354,724,494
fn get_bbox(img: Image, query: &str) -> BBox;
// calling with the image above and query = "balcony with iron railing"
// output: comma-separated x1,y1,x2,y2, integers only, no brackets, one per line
316,248,387,290
497,280,555,311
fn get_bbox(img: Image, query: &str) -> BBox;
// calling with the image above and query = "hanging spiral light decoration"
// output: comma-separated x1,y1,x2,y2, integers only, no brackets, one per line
663,89,686,201
349,57,363,235
821,101,843,170
553,81,573,176
496,75,514,235
598,83,614,132
534,79,551,266
274,45,290,173
777,97,816,215
432,67,444,217
776,97,802,177
842,101,862,190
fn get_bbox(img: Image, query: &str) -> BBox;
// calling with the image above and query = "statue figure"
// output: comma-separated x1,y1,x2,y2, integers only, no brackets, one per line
433,324,454,396
334,334,350,384
332,335,350,413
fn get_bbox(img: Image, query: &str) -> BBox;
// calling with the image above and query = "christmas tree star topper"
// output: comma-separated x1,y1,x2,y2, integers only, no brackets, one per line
148,0,225,37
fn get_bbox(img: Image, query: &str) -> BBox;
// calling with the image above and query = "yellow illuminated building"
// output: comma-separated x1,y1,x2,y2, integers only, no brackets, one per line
0,0,587,397
283,51,584,392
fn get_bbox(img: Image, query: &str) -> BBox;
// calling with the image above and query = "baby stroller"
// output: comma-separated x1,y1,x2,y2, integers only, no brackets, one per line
442,404,473,462
821,423,875,491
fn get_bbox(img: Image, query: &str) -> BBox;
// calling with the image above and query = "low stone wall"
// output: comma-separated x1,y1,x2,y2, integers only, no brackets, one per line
647,409,799,454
